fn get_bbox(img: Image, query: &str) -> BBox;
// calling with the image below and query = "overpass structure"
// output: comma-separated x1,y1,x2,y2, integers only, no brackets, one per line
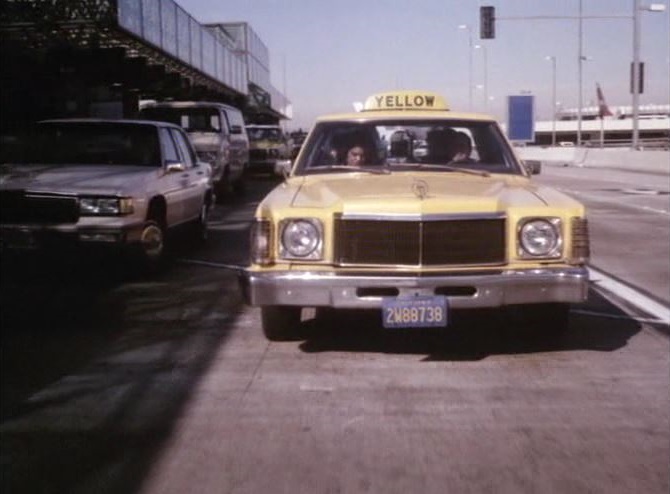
0,0,291,131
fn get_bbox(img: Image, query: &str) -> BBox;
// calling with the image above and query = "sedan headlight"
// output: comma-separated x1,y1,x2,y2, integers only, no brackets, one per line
279,219,323,260
518,218,562,258
80,197,134,216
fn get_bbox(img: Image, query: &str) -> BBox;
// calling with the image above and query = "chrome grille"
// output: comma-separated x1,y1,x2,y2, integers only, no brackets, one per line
334,215,506,266
0,190,79,224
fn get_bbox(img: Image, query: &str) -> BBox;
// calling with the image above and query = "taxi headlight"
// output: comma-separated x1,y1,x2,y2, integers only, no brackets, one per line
518,218,562,258
80,197,134,216
279,219,323,260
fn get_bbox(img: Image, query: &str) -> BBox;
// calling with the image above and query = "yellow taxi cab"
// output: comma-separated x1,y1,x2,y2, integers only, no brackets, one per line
239,91,590,341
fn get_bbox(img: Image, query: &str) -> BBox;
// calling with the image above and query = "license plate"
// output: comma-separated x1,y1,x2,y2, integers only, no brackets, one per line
0,229,37,250
382,296,448,328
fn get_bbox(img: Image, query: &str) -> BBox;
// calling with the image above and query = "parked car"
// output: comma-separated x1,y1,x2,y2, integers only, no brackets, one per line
246,124,291,174
139,101,249,199
239,90,590,341
0,119,214,269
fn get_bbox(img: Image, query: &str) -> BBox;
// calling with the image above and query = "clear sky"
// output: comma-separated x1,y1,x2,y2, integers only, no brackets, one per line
176,0,669,130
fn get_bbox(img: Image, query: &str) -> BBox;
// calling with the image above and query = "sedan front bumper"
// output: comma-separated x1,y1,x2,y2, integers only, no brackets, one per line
239,267,589,309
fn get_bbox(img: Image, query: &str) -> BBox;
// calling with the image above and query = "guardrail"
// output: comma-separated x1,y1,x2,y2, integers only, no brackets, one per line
517,146,670,175
583,138,669,150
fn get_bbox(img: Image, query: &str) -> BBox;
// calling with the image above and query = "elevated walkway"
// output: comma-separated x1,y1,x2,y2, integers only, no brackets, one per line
0,0,289,127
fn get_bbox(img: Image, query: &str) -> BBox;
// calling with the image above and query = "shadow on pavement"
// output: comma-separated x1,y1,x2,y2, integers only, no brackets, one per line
297,289,642,360
0,248,245,494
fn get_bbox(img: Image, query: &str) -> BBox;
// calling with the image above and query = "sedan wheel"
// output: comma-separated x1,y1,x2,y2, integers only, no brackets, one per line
196,203,209,242
139,220,165,266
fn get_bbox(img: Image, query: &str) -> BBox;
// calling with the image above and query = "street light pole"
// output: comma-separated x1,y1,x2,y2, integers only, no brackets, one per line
632,0,641,148
577,0,583,147
631,2,666,148
458,24,473,111
475,44,488,111
546,56,557,146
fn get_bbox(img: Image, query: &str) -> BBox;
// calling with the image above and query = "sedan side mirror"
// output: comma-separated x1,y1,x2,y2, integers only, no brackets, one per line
166,160,186,173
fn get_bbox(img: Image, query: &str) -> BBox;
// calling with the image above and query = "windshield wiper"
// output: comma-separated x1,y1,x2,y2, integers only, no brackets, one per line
408,163,490,177
316,165,390,175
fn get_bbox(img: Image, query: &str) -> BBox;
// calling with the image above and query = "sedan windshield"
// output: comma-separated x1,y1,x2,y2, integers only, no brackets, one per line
294,119,522,176
11,122,161,166
247,127,284,142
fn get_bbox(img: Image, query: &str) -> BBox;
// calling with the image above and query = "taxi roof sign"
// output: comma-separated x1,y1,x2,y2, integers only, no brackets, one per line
362,91,450,112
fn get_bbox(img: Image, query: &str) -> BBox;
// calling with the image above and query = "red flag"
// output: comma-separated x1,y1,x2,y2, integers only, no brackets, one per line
596,83,613,118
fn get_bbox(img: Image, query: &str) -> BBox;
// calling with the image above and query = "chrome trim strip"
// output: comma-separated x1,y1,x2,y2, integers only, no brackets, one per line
337,212,507,221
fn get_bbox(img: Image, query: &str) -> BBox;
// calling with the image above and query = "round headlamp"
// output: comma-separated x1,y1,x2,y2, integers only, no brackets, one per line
519,219,561,257
280,219,322,259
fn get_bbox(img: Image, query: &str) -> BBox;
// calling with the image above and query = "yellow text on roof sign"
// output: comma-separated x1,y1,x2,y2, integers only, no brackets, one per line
363,91,450,112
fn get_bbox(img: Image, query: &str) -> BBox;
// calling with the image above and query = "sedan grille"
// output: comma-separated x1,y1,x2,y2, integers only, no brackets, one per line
334,215,506,266
0,190,80,224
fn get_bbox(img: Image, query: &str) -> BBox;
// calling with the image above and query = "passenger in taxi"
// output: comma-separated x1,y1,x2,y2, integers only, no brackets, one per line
425,127,457,163
345,145,367,167
451,131,475,163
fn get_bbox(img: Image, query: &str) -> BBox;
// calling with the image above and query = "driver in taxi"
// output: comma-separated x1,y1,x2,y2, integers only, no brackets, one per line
345,145,367,167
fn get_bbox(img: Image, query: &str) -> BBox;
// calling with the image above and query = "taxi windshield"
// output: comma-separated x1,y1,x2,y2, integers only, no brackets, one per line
294,119,522,176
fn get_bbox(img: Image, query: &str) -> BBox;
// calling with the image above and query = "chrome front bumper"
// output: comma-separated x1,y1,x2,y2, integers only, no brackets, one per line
239,267,589,309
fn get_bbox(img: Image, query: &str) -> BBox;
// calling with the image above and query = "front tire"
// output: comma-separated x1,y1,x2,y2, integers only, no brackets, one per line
194,202,209,243
132,220,167,274
261,306,302,341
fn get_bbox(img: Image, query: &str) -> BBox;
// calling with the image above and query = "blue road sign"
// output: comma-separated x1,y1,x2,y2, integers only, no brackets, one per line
507,95,535,142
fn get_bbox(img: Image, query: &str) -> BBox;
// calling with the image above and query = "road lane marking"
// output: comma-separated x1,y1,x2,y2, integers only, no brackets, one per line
557,188,670,215
589,266,670,325
177,258,245,272
572,309,666,325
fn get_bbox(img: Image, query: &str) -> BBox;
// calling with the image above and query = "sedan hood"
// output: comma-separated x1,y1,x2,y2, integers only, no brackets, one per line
0,164,157,196
286,173,551,214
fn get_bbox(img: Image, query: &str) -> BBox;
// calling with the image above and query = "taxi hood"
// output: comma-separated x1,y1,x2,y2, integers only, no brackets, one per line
0,164,157,196
288,173,552,213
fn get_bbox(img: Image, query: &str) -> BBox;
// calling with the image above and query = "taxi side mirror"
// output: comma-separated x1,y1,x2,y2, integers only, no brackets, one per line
522,160,541,175
274,159,292,178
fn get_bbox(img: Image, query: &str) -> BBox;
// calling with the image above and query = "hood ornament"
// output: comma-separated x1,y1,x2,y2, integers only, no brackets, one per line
412,179,429,200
